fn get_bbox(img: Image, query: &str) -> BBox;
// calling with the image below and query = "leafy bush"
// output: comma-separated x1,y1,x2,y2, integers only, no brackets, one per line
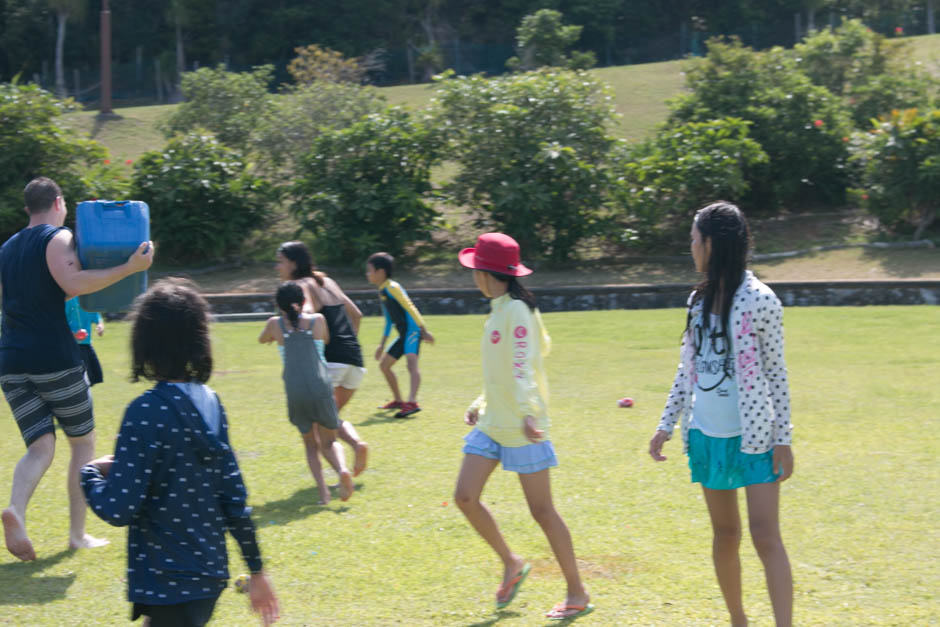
849,108,940,240
433,69,615,261
250,83,386,176
610,117,768,247
669,38,853,208
131,131,272,263
794,19,936,128
506,9,595,72
0,82,106,242
287,44,366,85
291,108,442,263
161,65,274,151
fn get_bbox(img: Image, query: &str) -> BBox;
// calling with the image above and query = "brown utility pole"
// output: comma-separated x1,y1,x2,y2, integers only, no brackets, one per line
100,0,112,114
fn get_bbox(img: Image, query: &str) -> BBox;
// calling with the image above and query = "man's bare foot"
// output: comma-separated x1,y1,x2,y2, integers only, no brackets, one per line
353,442,369,477
2,507,36,561
68,534,110,550
317,486,331,506
339,471,355,501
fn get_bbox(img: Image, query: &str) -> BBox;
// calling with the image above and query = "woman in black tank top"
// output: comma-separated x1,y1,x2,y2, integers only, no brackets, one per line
275,241,369,476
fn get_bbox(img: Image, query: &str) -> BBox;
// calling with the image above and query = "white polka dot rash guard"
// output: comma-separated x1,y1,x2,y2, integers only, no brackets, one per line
81,382,263,604
656,271,793,455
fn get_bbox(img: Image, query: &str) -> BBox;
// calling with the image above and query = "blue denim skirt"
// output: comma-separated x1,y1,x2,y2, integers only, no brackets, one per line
462,428,558,474
688,428,779,490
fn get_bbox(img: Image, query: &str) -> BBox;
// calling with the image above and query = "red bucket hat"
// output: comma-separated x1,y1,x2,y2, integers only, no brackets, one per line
458,233,532,277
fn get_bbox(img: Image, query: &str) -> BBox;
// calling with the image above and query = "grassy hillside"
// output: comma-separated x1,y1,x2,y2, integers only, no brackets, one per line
59,33,940,166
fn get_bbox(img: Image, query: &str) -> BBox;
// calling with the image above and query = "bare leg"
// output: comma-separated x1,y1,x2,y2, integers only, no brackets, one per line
333,386,369,476
746,482,792,627
454,454,526,588
405,354,420,403
379,354,402,402
703,487,747,627
315,425,353,501
518,469,589,610
3,432,55,561
301,429,330,504
66,431,109,550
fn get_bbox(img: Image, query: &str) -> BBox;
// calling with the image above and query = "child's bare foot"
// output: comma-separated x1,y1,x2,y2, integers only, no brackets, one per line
339,471,354,501
68,534,110,550
353,442,369,477
501,555,527,590
2,507,36,561
545,592,593,620
496,555,529,607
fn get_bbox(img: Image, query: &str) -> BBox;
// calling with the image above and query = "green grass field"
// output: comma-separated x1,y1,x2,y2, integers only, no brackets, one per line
0,307,937,625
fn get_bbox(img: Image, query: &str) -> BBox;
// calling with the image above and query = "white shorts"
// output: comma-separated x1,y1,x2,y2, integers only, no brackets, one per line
327,363,366,390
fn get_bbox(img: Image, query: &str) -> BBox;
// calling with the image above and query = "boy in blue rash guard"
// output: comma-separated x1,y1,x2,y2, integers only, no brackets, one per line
365,252,434,418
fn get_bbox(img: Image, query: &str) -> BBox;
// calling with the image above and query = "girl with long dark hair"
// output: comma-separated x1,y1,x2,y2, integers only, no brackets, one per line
258,282,354,504
275,242,369,477
649,202,794,626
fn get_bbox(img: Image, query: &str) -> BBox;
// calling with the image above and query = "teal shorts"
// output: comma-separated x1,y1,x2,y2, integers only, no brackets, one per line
688,428,779,490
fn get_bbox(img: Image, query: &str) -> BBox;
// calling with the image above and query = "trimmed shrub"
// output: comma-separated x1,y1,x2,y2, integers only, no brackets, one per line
433,69,615,261
849,108,940,240
287,44,366,85
794,20,936,128
610,117,768,248
250,83,386,176
161,65,274,151
0,82,106,242
506,9,595,72
131,131,271,263
669,38,853,208
291,108,442,263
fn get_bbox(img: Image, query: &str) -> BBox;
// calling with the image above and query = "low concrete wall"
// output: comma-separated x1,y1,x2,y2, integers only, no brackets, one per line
205,279,940,321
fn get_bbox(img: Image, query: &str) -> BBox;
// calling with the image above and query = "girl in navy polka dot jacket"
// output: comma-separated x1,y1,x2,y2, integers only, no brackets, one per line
81,279,279,626
649,203,794,627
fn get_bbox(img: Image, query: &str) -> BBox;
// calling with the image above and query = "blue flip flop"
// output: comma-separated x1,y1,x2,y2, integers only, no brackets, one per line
495,562,531,609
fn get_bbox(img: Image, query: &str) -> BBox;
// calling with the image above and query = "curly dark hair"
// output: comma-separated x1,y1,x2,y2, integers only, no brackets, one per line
128,278,213,383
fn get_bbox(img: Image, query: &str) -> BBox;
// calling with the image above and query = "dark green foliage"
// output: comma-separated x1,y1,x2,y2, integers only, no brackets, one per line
433,69,615,261
610,117,768,248
291,108,442,263
131,131,272,263
849,108,940,240
506,9,595,72
251,83,387,176
0,82,106,243
669,38,854,208
794,19,937,128
161,65,274,150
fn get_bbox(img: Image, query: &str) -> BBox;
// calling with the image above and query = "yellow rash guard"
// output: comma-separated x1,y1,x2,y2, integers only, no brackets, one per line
468,293,552,447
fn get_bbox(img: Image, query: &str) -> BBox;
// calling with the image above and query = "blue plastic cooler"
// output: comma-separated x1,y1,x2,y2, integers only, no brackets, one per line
76,200,150,313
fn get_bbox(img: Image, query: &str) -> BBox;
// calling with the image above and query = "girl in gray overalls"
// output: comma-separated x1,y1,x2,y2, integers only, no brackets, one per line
259,282,355,504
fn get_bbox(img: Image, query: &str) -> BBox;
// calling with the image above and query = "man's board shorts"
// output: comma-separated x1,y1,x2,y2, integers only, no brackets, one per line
326,363,367,390
1,364,93,446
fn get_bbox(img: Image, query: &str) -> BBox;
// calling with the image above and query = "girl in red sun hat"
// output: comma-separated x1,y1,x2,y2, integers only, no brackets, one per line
453,233,592,620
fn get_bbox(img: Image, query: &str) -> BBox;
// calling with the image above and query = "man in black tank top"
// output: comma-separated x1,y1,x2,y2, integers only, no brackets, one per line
0,177,154,561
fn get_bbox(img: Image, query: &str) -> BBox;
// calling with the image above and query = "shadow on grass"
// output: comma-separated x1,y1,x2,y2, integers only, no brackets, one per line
252,485,364,526
356,411,420,427
464,609,522,626
0,549,75,604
